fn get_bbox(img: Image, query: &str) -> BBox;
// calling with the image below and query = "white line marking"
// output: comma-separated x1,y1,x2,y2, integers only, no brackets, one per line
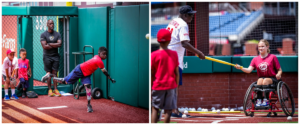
211,120,223,124
37,106,68,110
225,117,248,118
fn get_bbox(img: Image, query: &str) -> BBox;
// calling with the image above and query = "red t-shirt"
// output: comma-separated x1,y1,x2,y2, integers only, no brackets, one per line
151,49,179,90
250,54,281,78
18,59,29,80
80,55,104,76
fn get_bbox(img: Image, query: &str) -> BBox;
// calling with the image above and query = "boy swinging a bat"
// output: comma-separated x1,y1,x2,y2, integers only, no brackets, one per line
166,5,205,117
53,46,115,113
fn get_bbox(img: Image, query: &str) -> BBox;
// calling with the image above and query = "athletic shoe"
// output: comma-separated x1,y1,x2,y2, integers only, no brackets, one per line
48,89,54,97
54,89,61,97
41,74,51,82
171,112,187,118
256,99,262,107
53,77,66,84
22,92,26,98
87,104,93,113
261,99,269,106
4,95,10,101
10,94,19,100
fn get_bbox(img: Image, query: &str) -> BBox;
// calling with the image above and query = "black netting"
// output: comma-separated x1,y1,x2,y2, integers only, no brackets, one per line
151,2,298,56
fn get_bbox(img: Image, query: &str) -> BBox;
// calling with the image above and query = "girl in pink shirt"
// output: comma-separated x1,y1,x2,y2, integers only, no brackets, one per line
235,39,282,107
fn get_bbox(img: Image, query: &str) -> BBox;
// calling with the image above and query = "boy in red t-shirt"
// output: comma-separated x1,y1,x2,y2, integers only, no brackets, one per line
17,48,32,98
151,29,180,123
53,47,115,113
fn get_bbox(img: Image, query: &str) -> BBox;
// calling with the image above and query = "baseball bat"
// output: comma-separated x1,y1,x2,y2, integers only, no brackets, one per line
197,55,243,69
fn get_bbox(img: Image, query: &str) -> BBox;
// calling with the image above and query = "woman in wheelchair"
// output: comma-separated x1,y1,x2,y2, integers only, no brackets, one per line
235,39,282,107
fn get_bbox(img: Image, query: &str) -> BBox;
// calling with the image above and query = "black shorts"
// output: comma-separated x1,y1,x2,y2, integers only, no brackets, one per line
43,55,60,72
259,77,280,85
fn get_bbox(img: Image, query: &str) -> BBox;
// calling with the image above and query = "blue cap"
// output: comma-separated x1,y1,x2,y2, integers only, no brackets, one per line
179,5,197,14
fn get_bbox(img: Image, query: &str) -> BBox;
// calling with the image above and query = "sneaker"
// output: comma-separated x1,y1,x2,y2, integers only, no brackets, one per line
48,90,54,97
171,112,185,118
87,104,93,113
261,99,269,106
256,99,262,107
4,95,10,101
41,74,51,82
53,89,61,97
10,94,19,100
53,77,66,84
22,92,26,98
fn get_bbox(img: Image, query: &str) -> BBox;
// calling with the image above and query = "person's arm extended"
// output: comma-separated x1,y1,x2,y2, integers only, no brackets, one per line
41,41,54,50
48,40,62,48
276,68,282,80
181,40,205,59
101,68,116,83
235,64,254,73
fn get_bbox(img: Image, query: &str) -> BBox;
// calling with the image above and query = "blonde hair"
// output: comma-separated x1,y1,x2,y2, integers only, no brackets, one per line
259,39,270,53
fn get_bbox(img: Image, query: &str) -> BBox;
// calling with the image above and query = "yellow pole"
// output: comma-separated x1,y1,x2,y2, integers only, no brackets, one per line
66,2,73,6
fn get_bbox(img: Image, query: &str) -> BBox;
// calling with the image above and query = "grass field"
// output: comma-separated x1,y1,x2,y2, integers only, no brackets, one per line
258,122,299,124
157,121,177,124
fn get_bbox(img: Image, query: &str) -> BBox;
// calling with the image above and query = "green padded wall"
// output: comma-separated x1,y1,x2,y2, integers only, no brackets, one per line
69,17,79,72
109,5,140,107
78,7,109,98
22,17,34,91
27,7,78,16
182,56,212,73
277,56,298,72
2,6,28,15
212,56,232,72
138,4,149,108
232,56,257,73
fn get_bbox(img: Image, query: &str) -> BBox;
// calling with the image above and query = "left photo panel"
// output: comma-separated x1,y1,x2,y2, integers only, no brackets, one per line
2,2,149,123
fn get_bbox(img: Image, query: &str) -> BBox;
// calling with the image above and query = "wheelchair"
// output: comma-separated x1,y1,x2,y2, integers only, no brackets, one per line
243,81,295,117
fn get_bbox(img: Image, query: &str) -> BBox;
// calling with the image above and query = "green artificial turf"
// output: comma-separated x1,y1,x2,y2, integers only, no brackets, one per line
157,121,177,123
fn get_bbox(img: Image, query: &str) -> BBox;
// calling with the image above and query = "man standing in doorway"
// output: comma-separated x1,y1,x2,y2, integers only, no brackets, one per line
166,5,206,117
40,19,62,97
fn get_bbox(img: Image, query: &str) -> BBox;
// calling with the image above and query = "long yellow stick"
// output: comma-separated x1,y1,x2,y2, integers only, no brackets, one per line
197,55,243,68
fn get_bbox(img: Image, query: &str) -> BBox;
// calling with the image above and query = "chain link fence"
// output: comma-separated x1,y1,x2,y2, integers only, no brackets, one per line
151,2,298,56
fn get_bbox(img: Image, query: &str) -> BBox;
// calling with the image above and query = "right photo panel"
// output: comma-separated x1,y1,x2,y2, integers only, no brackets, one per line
151,2,298,123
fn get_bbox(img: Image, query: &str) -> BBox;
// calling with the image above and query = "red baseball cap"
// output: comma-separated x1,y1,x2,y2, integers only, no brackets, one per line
7,49,15,55
157,29,171,42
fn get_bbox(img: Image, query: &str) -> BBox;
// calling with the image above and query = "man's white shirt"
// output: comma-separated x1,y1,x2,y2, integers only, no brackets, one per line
2,57,18,77
167,18,190,69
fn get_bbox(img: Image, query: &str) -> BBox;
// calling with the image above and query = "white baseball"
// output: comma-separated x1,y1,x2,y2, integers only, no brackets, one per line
287,116,292,121
145,34,149,39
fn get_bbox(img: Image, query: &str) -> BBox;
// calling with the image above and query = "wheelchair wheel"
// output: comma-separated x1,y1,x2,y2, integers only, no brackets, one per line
243,82,256,116
277,81,295,116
